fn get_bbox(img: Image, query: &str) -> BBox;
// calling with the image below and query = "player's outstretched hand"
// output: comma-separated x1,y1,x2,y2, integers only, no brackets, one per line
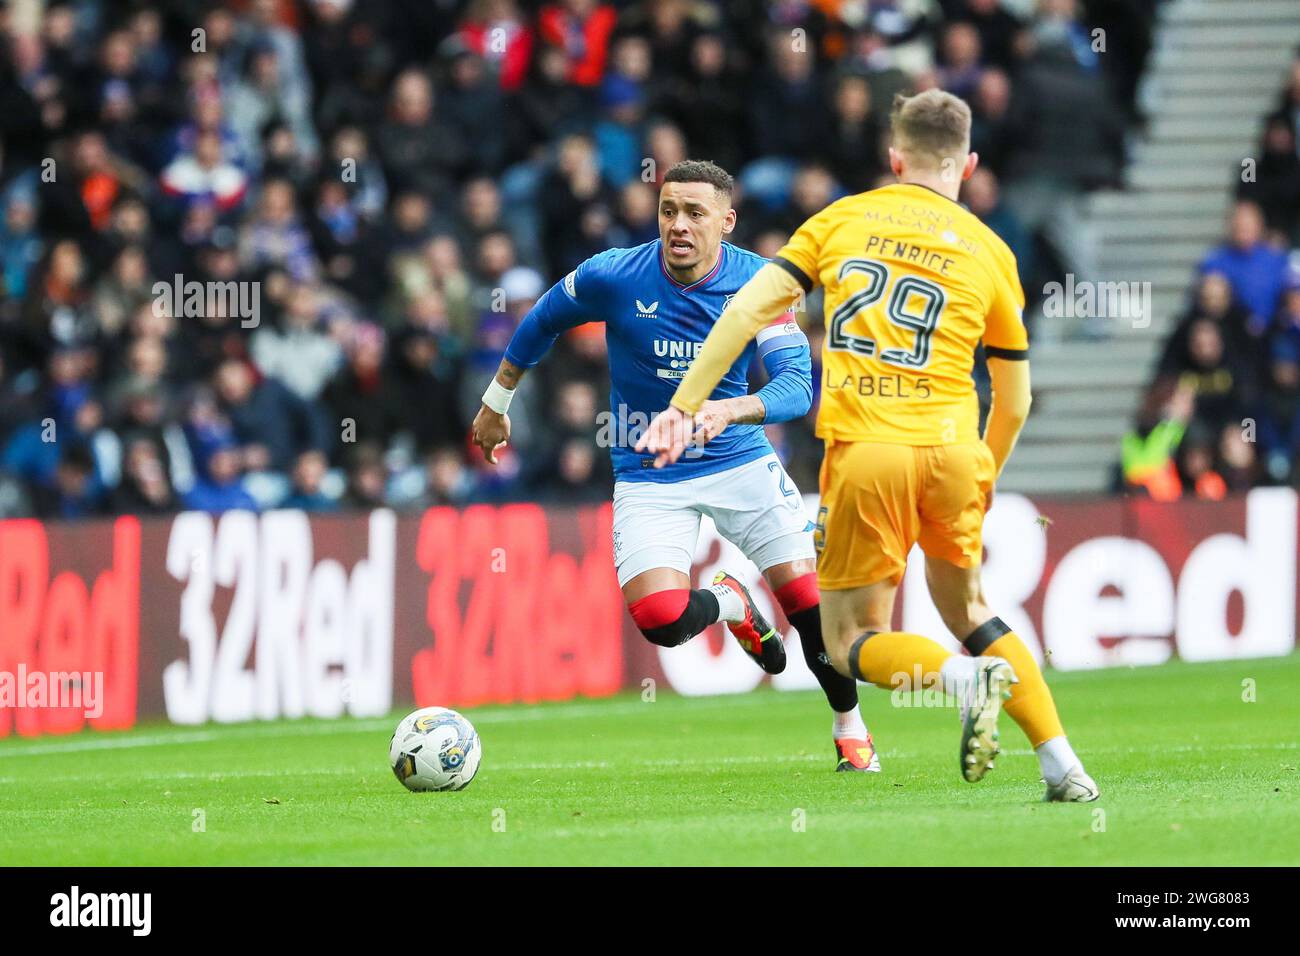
689,399,733,447
636,405,694,468
471,405,511,464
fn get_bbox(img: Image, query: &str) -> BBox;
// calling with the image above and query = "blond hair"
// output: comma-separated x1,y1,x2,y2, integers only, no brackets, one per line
890,89,972,170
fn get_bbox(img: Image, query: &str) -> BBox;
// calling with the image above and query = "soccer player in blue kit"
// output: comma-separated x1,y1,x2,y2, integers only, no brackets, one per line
471,161,879,772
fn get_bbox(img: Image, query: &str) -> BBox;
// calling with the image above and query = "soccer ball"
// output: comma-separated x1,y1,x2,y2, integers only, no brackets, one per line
389,706,481,792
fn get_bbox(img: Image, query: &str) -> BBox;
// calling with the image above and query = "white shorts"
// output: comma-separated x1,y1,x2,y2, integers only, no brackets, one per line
612,453,816,587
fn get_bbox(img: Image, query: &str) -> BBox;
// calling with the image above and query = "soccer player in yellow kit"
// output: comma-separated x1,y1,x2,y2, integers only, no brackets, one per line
639,89,1098,801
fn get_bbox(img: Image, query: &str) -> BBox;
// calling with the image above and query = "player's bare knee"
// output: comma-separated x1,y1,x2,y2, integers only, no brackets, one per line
823,628,860,679
961,601,998,642
827,647,853,680
932,591,991,641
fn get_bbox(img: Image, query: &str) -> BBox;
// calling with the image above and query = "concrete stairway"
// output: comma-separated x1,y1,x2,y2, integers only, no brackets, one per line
1000,0,1300,495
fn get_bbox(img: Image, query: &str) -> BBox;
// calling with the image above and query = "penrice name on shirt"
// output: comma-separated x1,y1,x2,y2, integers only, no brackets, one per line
862,235,957,276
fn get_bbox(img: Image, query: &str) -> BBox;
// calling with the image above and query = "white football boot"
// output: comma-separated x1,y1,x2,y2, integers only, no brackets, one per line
959,657,1017,783
1044,766,1101,802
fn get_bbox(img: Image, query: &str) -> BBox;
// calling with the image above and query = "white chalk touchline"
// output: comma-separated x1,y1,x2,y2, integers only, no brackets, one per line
0,694,781,758
0,753,844,785
2,683,1296,766
2,740,1297,788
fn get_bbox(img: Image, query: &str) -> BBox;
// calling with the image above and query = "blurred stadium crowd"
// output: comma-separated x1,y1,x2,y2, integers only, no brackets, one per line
0,0,1154,519
1124,52,1300,499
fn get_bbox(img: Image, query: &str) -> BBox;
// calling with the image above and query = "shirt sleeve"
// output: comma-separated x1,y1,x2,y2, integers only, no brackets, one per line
503,258,602,369
669,262,805,414
772,203,836,292
982,248,1029,358
753,315,814,423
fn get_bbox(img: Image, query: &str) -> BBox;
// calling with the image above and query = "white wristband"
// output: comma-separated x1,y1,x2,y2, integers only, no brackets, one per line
481,379,515,415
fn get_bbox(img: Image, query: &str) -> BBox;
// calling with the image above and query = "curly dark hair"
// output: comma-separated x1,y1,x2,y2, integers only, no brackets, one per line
662,159,735,200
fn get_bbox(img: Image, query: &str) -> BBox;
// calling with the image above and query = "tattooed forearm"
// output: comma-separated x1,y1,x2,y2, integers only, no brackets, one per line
495,359,526,389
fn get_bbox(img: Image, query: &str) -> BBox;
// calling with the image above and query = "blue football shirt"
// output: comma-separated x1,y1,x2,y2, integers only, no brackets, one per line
504,239,811,483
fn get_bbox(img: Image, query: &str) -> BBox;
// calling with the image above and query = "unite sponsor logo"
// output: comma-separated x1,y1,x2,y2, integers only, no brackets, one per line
652,338,703,379
49,886,151,936
634,298,659,319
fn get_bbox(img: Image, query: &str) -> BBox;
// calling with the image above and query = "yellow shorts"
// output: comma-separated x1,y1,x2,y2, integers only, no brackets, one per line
814,440,996,590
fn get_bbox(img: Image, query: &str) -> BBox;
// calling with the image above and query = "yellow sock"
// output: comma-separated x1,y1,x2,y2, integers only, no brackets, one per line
969,620,1064,747
849,630,953,692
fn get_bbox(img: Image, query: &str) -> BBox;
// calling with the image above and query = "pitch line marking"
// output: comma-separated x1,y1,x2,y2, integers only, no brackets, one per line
0,696,777,757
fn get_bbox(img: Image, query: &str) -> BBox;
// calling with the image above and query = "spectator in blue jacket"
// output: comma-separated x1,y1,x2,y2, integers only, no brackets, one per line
212,358,330,473
1199,200,1291,334
181,438,259,513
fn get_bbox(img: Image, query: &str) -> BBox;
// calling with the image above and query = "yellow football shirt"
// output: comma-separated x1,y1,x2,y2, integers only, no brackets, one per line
774,183,1028,446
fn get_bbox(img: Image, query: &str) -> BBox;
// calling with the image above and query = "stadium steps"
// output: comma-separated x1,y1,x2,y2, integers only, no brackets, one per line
1099,218,1221,242
999,0,1300,496
1152,75,1280,102
1101,237,1226,266
1131,141,1262,171
1087,190,1229,218
1144,118,1263,143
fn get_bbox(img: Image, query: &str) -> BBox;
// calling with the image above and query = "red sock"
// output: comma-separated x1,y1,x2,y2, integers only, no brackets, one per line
629,589,719,649
774,572,819,617
776,572,859,713
628,590,690,630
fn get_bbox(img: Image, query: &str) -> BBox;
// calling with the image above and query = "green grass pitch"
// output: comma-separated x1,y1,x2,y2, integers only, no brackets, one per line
1,655,1297,866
